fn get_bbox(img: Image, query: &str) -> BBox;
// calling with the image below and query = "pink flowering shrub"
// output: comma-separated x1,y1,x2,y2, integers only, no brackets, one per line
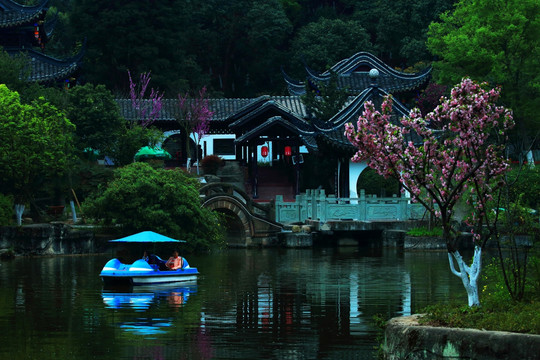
345,78,514,249
128,70,164,128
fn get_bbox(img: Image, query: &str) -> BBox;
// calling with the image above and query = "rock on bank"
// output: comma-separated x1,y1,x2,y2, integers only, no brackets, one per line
384,315,540,360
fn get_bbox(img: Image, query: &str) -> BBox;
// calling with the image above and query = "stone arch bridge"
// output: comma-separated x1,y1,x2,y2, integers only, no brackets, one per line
200,183,283,247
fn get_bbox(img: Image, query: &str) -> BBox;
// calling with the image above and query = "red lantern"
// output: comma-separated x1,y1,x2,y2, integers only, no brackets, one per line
261,145,269,158
284,146,292,156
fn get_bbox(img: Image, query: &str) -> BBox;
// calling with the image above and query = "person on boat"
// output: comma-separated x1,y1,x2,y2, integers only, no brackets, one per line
142,250,149,262
165,250,184,270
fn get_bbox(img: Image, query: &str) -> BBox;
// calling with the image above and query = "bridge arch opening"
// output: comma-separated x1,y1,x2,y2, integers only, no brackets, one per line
215,208,247,246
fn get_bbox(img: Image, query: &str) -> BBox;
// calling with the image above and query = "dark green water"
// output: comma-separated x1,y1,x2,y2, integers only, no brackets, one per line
0,246,466,359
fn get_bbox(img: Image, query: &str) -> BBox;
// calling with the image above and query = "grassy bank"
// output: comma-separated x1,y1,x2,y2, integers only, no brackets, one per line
420,300,540,334
420,255,540,334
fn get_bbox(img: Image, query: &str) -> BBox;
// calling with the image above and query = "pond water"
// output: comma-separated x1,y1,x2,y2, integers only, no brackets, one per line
0,244,466,360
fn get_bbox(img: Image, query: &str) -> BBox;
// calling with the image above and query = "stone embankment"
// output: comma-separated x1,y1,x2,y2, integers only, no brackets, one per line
384,315,540,360
0,223,105,257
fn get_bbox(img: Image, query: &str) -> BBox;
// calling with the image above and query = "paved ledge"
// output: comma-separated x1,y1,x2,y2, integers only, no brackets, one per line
384,315,540,360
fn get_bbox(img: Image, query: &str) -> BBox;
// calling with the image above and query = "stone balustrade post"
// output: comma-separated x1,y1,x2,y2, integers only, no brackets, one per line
359,189,367,221
319,189,326,222
275,195,283,222
310,189,317,220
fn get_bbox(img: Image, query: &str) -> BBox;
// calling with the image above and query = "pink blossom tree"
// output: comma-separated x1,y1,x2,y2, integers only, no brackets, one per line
128,70,164,128
345,78,514,306
177,87,213,174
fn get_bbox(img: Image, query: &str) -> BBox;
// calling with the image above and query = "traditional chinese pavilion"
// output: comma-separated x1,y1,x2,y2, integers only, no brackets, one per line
0,0,82,85
118,52,431,200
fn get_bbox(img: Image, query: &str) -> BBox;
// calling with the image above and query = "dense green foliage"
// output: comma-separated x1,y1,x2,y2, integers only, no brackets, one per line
83,162,224,251
357,168,400,197
0,50,28,95
507,166,540,211
65,83,125,156
301,71,350,121
427,0,540,144
291,17,372,72
0,84,74,202
0,194,13,226
46,0,455,96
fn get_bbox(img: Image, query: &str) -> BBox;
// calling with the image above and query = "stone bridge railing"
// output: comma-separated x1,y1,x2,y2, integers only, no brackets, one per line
275,189,426,224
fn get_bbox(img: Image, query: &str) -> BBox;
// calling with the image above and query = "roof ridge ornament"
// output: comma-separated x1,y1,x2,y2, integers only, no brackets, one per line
369,68,379,87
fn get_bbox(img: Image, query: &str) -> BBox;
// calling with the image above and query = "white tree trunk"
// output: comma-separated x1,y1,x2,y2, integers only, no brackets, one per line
448,246,482,307
526,150,535,168
14,204,25,226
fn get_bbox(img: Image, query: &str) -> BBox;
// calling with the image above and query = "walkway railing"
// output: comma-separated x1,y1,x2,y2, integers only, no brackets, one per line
275,189,426,223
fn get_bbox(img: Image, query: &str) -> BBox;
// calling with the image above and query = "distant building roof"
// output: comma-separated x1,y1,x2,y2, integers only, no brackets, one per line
0,0,82,83
116,96,308,125
0,0,48,28
116,77,419,154
6,47,83,82
282,51,431,96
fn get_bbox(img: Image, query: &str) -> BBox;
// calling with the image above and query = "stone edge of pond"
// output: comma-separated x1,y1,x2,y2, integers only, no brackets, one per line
383,314,540,360
0,223,111,256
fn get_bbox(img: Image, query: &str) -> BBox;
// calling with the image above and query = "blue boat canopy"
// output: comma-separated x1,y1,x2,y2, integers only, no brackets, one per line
108,231,186,243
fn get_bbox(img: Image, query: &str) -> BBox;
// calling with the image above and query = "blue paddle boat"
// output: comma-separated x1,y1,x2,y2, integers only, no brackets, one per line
100,231,199,285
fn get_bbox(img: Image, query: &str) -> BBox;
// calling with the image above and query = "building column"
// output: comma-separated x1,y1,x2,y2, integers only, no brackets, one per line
250,146,258,199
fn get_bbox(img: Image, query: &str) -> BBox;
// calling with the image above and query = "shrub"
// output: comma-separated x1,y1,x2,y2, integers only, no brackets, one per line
0,193,13,226
482,256,540,303
406,226,443,237
200,155,224,175
507,166,540,210
83,162,225,251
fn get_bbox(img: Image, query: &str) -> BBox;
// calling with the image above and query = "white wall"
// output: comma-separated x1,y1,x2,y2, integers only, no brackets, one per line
348,160,369,200
200,134,237,160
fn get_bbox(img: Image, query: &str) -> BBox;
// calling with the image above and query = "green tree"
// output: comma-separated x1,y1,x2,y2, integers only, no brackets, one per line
0,194,13,226
67,0,206,94
291,18,373,72
301,71,349,121
352,0,454,65
427,0,540,149
84,162,224,251
0,84,75,224
109,125,162,167
66,83,125,156
0,49,29,95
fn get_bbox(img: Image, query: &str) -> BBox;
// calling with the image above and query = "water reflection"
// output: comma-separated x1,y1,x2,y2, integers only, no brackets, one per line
101,282,198,310
0,247,465,360
119,318,173,336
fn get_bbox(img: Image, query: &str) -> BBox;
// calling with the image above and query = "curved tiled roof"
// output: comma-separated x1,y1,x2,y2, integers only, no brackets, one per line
6,47,82,82
0,0,48,28
116,81,420,153
283,51,431,96
313,86,421,150
234,115,318,151
116,97,258,123
117,96,307,124
228,98,307,129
